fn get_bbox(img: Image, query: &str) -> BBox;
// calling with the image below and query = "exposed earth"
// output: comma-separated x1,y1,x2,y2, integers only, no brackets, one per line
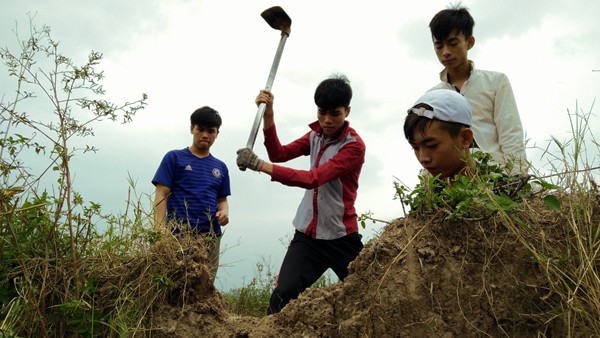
150,198,574,337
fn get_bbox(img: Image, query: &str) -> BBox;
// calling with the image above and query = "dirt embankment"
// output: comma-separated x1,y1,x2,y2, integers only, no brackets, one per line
152,198,588,337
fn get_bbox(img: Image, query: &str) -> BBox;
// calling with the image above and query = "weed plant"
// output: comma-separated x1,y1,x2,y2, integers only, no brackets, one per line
521,107,599,336
223,260,336,317
223,258,276,317
0,19,150,336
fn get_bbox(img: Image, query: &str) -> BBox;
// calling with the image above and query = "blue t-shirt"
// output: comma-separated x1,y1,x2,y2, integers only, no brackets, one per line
152,148,231,236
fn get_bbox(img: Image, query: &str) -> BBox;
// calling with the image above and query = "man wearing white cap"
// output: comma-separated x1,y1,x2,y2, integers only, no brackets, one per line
403,89,475,180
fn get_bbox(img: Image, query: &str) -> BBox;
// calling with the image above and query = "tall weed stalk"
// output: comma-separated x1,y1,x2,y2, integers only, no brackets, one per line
525,104,600,335
0,18,148,336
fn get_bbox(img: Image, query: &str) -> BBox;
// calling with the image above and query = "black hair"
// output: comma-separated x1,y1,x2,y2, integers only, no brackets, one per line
429,5,475,41
190,106,222,129
314,74,352,111
403,104,467,142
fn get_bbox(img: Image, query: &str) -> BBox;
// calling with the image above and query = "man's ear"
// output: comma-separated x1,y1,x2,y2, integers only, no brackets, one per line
345,106,351,117
459,128,474,149
190,125,194,134
467,36,475,50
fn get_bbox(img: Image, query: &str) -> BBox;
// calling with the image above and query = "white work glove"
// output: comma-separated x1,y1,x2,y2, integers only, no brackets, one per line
236,148,264,172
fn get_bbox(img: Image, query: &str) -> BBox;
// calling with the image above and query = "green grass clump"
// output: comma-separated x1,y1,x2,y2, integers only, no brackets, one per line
223,259,276,317
223,259,336,317
0,19,149,337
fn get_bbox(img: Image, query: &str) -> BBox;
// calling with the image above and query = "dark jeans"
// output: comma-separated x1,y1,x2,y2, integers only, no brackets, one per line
267,230,363,314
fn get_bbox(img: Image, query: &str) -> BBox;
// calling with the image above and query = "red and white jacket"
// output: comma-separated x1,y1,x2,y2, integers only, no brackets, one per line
264,121,365,240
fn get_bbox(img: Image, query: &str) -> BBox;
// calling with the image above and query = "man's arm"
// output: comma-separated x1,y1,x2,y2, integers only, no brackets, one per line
264,126,311,163
238,141,365,189
269,141,365,189
216,196,229,226
257,90,275,130
493,74,528,173
154,183,171,230
256,89,310,163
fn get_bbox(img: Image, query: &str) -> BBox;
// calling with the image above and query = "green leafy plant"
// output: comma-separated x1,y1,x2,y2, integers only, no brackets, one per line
0,18,148,336
358,210,392,229
223,258,277,317
397,150,560,221
223,258,336,317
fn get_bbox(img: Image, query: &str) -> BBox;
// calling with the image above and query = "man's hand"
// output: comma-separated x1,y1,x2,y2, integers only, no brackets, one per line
255,90,274,110
216,210,229,226
255,90,275,130
236,148,264,172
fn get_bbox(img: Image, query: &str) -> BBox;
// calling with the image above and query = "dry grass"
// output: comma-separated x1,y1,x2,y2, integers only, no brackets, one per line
1,233,218,336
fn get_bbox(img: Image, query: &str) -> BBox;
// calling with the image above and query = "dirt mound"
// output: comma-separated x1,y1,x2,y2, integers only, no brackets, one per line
156,199,572,337
147,236,233,337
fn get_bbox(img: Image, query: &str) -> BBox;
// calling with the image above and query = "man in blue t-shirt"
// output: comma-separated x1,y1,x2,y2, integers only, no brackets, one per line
152,106,231,280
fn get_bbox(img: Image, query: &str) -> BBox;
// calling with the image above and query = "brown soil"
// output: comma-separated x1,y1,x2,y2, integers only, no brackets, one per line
150,199,574,337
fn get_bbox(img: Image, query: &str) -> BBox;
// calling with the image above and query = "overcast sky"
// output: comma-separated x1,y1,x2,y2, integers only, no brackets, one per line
2,0,599,291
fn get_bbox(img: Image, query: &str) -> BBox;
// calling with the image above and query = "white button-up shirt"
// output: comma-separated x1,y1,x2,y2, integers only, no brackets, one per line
430,61,528,175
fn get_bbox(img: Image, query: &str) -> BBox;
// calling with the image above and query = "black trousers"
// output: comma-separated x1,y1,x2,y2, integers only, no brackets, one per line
267,230,363,314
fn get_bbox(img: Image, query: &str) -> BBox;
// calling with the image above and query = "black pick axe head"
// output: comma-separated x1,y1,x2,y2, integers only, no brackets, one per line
261,6,292,36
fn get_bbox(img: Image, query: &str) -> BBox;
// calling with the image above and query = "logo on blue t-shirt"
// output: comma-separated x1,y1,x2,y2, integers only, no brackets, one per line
212,168,222,178
185,164,192,171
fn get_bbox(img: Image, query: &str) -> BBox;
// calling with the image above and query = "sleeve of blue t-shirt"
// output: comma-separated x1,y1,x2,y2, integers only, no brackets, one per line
152,150,176,188
218,163,231,198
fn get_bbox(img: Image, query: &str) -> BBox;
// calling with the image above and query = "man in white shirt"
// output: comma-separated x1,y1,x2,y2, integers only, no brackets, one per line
428,5,528,175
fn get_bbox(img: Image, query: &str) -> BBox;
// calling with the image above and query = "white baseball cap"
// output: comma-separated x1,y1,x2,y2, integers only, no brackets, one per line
408,89,472,126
